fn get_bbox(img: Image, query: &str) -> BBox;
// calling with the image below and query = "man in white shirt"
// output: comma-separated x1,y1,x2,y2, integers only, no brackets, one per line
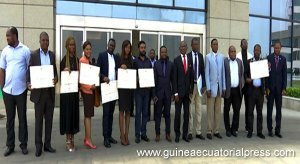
223,46,244,137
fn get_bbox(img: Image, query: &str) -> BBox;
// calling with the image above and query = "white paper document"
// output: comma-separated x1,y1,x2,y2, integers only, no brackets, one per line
60,71,79,93
197,75,203,97
79,63,100,86
101,80,118,104
30,65,54,89
117,69,137,89
250,59,269,79
138,68,155,88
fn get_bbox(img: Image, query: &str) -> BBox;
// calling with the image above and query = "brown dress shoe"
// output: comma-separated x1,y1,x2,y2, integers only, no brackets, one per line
155,135,160,142
166,134,172,142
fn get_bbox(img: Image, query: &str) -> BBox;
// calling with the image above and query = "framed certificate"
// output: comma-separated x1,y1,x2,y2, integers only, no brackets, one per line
250,59,269,79
79,63,100,86
117,68,136,89
101,80,119,104
30,65,54,89
60,71,79,93
138,68,155,88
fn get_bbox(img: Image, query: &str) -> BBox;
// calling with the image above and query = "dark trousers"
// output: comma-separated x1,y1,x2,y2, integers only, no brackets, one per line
242,86,250,131
102,100,116,139
248,87,264,133
223,87,242,132
130,91,134,115
267,88,282,133
155,95,171,135
3,90,28,149
174,94,189,138
34,89,54,150
135,92,149,138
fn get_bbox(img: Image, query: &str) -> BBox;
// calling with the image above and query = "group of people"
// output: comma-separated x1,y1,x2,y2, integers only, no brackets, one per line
0,26,287,157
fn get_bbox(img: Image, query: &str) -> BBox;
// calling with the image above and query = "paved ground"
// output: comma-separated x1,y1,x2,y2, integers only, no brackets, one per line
0,99,299,164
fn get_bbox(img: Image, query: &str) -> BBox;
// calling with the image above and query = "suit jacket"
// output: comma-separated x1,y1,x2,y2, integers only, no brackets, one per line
26,49,58,104
173,54,194,98
244,57,265,95
266,53,287,93
224,58,244,99
97,51,120,83
187,51,206,89
153,59,174,99
205,52,226,97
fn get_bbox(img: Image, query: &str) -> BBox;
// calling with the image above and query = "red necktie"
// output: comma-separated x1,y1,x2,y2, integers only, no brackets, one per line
183,54,187,74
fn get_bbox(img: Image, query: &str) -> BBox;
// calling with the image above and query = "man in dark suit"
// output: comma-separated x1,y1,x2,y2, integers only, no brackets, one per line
153,46,173,142
148,49,156,121
223,46,244,137
187,37,206,141
27,32,58,157
97,39,119,148
266,41,287,138
244,44,266,139
173,41,194,143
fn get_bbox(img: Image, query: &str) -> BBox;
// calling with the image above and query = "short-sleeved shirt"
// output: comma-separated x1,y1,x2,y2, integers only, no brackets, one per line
0,42,31,95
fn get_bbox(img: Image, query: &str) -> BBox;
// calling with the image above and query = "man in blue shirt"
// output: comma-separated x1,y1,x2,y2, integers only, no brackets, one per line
0,26,31,157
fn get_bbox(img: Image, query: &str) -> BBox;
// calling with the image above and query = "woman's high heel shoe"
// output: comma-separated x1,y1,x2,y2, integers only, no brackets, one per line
84,138,97,149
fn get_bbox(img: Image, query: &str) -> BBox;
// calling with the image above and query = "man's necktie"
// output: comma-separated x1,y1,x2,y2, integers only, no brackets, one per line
183,54,187,74
275,56,279,70
194,52,198,81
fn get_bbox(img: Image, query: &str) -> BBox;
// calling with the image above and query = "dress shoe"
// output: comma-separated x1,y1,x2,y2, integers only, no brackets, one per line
187,134,193,140
84,139,97,149
196,134,205,140
104,139,111,148
141,135,150,142
231,131,237,137
166,134,172,142
4,148,14,157
207,134,212,140
247,132,252,138
275,132,282,138
226,131,231,137
21,147,28,155
135,137,140,144
44,146,56,153
257,133,265,139
35,149,42,157
155,135,160,142
175,136,180,143
109,137,118,144
268,132,274,137
182,137,190,142
214,133,222,139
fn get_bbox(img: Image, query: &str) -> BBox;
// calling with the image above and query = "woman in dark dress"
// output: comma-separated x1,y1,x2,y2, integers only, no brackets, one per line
118,40,134,145
60,36,79,152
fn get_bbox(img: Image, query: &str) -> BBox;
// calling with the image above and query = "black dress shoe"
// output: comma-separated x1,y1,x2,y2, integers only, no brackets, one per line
21,148,28,155
109,137,118,144
268,132,274,137
275,132,282,138
35,150,42,157
247,132,252,138
104,139,111,148
44,146,56,153
141,135,150,142
196,134,205,140
182,137,190,142
214,133,222,139
231,131,237,137
226,131,231,137
135,137,140,143
187,134,193,140
175,136,180,143
257,133,265,139
207,134,212,140
4,148,14,157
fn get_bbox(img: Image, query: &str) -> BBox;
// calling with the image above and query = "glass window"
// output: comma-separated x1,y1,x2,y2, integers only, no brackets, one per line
112,32,131,56
249,0,270,16
185,11,205,24
138,0,173,6
175,0,205,9
101,0,136,3
137,7,160,21
83,3,112,17
56,1,83,15
161,35,181,61
294,0,300,20
61,30,83,59
86,31,109,60
184,36,201,54
272,0,292,19
292,23,300,87
112,5,136,19
141,33,159,59
161,9,184,22
249,17,270,58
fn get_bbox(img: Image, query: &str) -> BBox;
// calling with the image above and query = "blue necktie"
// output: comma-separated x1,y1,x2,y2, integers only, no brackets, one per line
194,52,198,81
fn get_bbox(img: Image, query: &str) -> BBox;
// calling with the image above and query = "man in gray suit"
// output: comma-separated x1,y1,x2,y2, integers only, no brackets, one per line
205,39,226,140
223,46,244,137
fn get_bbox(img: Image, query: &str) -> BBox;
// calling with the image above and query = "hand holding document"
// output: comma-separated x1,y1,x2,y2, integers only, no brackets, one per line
117,68,136,89
250,59,269,79
30,65,54,89
79,63,100,86
60,71,79,93
138,68,155,88
101,80,118,104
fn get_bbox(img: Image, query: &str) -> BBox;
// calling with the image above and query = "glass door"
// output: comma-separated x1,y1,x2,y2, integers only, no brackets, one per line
61,27,84,59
